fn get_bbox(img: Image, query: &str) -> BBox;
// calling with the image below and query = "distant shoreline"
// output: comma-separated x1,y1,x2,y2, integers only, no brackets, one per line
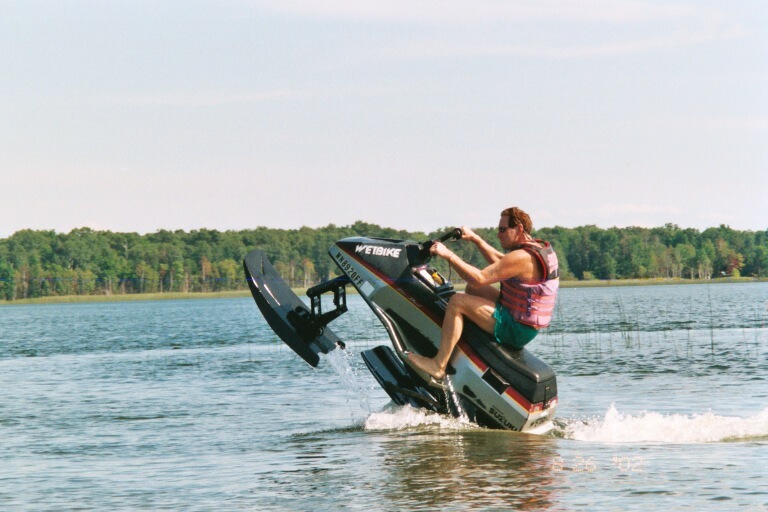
2,277,764,306
559,276,766,287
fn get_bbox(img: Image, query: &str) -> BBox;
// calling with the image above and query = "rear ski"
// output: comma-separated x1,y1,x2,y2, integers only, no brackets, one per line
243,250,346,367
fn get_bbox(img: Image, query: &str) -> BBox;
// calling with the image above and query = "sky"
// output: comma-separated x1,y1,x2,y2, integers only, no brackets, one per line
1,0,766,237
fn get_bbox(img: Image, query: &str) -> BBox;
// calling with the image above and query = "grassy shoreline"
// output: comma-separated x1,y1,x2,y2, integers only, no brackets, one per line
1,277,764,306
560,276,765,287
1,290,253,305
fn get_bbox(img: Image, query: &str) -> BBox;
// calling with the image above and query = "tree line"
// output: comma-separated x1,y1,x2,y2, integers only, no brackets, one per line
1,222,766,301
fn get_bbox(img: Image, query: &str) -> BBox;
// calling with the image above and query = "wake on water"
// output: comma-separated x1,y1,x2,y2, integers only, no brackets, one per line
365,403,478,431
323,352,768,443
560,403,768,444
362,403,768,444
325,349,477,431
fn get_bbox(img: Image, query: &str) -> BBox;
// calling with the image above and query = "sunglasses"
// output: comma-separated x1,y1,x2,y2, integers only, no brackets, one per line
498,224,520,234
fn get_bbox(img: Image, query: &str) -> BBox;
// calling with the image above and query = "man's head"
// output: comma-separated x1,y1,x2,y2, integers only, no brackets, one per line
499,207,532,235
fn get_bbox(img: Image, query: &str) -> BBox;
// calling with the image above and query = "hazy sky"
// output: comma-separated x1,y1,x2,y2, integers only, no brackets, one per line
2,1,766,237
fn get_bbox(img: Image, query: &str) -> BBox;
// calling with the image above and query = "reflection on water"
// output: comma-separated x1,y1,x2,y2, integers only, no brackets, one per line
258,425,561,511
375,430,559,510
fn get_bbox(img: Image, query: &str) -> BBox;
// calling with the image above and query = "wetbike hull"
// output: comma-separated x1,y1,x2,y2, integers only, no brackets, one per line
330,237,558,434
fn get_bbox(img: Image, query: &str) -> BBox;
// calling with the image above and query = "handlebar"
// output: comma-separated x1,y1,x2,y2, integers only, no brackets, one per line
437,228,463,243
420,228,463,258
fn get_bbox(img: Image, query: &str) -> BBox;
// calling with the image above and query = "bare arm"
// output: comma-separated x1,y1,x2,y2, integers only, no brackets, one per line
431,242,534,286
461,226,504,264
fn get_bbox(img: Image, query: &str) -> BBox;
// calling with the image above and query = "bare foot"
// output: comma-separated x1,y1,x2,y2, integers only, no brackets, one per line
407,353,446,380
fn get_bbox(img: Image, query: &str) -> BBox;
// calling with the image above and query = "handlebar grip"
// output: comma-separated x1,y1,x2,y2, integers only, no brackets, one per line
419,228,463,260
438,228,463,243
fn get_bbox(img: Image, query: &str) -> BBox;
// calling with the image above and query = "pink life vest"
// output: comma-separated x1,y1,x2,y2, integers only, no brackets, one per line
499,240,559,328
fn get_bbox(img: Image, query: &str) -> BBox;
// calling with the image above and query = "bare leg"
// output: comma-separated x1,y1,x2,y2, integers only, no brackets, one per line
408,292,496,380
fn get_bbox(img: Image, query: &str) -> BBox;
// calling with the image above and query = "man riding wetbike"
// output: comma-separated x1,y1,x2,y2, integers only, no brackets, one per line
407,207,559,380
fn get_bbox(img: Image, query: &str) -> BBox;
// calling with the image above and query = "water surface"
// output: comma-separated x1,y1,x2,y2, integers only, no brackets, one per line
1,282,766,510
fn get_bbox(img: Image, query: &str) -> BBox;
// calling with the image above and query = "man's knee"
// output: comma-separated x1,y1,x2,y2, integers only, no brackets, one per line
446,293,465,312
447,292,478,314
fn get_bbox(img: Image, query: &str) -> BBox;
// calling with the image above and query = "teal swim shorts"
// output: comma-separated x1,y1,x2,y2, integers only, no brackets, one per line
492,302,539,349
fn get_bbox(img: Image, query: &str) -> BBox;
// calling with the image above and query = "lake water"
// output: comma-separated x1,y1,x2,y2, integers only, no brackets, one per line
1,282,766,510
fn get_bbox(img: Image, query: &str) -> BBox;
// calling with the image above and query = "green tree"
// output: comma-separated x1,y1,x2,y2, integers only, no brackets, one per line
674,244,697,279
752,245,768,277
217,259,239,290
2,222,767,300
0,260,15,300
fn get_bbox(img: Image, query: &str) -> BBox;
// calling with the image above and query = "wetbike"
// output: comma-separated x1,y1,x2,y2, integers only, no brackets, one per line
243,229,557,433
